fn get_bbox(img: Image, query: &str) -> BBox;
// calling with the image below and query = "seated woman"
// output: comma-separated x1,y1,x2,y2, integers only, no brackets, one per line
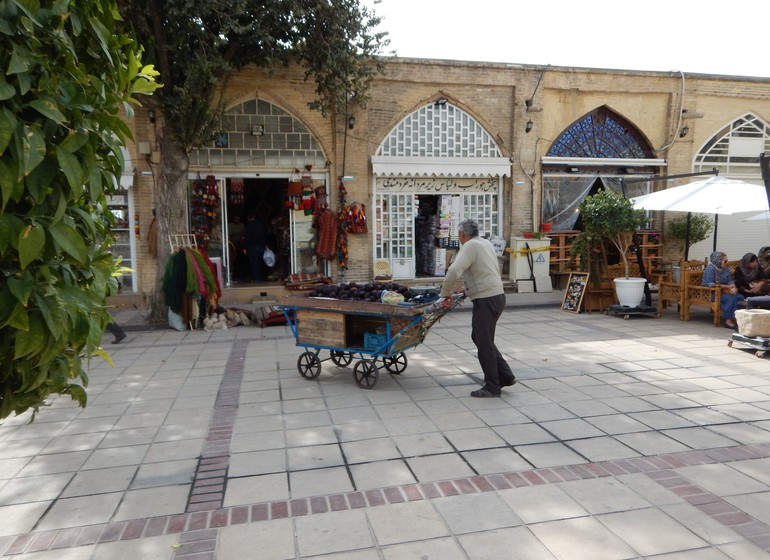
735,253,770,297
702,251,744,329
758,246,770,276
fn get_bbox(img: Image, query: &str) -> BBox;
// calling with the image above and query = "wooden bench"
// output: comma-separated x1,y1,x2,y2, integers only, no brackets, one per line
657,259,707,319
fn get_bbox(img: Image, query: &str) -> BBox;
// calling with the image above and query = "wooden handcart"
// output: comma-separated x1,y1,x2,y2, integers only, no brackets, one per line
279,293,465,389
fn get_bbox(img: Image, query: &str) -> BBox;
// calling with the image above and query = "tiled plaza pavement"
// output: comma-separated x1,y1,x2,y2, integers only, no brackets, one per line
1,300,770,559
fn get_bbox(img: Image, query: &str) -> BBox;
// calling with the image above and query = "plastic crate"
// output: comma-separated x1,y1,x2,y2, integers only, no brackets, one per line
364,332,387,351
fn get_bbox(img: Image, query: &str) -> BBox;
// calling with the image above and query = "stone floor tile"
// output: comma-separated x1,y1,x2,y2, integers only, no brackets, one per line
287,444,345,471
92,534,179,560
0,502,52,537
457,526,558,560
499,483,586,524
131,459,196,489
493,423,556,445
598,508,708,556
566,436,640,462
289,467,354,499
0,473,73,505
406,453,475,483
392,433,455,457
61,465,136,498
516,404,575,423
443,427,507,451
231,430,286,453
382,536,467,560
724,491,770,526
16,451,90,477
462,447,531,475
677,463,769,496
558,477,652,515
630,410,697,430
218,518,295,560
717,540,770,560
143,438,204,463
433,492,521,534
514,442,586,468
614,431,690,455
662,503,744,546
113,485,190,521
36,492,123,531
616,473,685,506
710,423,770,445
295,509,374,557
336,420,390,442
728,457,770,486
230,449,287,478
349,459,416,490
540,418,605,440
223,473,289,507
529,516,636,560
81,445,148,470
367,501,449,546
342,438,401,464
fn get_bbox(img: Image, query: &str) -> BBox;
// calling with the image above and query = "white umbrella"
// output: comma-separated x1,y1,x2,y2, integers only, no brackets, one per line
630,176,770,256
745,209,770,221
630,176,769,214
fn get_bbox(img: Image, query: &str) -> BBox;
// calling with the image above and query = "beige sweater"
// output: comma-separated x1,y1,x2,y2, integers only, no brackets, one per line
440,236,504,301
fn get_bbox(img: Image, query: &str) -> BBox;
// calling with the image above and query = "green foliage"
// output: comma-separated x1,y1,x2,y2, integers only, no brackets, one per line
121,0,391,150
579,190,648,278
666,213,714,253
0,0,158,419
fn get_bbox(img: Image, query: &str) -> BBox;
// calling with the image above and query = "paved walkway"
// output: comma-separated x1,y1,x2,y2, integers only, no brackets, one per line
1,293,770,559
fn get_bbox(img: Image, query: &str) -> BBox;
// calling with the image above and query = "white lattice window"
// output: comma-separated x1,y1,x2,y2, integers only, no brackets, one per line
375,194,414,260
378,103,502,158
461,193,498,238
695,113,770,177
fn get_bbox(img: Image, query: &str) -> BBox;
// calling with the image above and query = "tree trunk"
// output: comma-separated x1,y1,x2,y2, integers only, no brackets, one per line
147,130,191,324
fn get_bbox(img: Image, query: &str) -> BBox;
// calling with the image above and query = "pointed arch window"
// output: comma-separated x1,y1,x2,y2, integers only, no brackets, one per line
694,113,770,177
547,107,655,160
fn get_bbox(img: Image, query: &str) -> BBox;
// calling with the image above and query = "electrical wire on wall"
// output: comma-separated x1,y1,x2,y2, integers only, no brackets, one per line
656,70,687,154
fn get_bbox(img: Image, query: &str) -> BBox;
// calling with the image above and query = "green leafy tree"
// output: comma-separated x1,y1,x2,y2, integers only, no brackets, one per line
118,0,391,322
665,213,713,261
579,190,649,278
0,0,159,419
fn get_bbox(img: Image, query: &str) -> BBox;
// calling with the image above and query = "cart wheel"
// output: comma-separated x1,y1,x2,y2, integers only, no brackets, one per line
623,315,630,320
330,350,353,367
382,353,408,374
728,340,734,347
353,359,379,389
757,351,766,358
654,313,661,318
297,352,321,379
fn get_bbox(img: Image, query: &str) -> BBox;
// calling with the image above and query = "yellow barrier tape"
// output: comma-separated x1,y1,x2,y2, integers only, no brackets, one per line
504,245,550,256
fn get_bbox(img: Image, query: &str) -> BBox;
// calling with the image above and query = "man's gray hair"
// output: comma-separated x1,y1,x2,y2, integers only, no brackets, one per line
458,219,479,238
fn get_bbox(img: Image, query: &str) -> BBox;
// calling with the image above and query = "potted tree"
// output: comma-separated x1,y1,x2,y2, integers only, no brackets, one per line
579,190,649,306
666,213,714,278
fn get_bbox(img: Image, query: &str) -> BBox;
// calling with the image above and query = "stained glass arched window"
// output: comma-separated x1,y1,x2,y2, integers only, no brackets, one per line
547,107,654,160
694,113,770,177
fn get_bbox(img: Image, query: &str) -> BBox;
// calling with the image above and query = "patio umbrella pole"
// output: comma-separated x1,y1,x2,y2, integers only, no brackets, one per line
712,214,719,252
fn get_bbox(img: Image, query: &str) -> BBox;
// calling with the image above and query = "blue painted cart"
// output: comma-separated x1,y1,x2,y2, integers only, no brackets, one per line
279,293,465,388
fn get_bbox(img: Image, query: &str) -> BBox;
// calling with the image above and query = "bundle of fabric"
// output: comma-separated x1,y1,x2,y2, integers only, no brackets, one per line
285,273,332,291
161,247,222,326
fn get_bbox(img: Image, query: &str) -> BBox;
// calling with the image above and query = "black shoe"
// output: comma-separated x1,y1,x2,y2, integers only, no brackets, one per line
470,388,501,398
501,377,517,387
112,333,127,344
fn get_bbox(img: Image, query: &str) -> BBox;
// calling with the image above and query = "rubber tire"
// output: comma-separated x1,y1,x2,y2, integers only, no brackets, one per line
297,351,321,379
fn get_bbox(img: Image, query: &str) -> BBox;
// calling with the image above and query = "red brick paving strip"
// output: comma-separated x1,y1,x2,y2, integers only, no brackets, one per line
5,443,770,556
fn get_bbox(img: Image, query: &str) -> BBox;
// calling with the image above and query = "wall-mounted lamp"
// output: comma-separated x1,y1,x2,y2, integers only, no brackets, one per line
434,97,448,107
525,119,533,133
148,109,156,123
348,115,356,130
679,124,689,138
251,124,264,136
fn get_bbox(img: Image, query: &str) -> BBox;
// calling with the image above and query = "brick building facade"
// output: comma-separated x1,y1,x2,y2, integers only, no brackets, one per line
121,58,770,295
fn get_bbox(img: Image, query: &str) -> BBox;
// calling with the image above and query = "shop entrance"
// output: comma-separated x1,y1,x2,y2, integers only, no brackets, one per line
222,177,321,284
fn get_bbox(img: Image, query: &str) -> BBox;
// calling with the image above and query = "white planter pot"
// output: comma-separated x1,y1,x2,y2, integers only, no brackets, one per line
613,277,647,307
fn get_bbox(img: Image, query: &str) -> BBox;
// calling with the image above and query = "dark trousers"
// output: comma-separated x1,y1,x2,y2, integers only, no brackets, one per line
247,246,265,282
106,322,125,339
471,293,514,392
